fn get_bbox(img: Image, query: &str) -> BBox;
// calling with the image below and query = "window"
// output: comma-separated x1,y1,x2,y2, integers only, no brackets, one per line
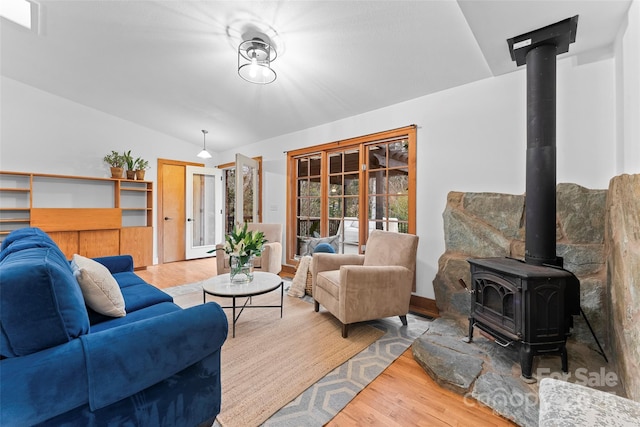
286,126,416,264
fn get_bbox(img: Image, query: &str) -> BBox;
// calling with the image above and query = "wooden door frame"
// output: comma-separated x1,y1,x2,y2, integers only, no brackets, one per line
285,125,417,265
157,158,204,264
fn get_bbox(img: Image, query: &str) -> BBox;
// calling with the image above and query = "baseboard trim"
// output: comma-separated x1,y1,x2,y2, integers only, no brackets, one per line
410,295,439,318
280,264,295,278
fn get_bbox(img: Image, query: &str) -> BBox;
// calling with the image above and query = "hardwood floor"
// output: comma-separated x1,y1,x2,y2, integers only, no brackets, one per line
139,259,515,427
328,349,515,427
136,257,217,289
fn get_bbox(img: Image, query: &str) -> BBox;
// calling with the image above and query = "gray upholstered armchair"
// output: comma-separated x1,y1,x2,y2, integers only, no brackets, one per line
215,223,283,275
311,230,419,338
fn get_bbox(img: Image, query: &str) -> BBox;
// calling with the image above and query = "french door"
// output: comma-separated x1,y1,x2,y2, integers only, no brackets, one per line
220,155,262,233
235,154,259,225
287,125,416,264
185,166,223,259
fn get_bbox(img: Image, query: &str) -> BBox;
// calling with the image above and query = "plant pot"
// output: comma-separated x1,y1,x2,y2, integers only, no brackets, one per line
110,167,123,179
135,170,146,180
126,170,136,180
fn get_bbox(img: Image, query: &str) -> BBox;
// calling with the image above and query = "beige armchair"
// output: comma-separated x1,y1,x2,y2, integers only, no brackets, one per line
215,223,283,275
312,230,419,338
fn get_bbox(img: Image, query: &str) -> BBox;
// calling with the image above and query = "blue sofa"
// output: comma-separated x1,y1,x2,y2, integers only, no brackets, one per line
0,228,228,426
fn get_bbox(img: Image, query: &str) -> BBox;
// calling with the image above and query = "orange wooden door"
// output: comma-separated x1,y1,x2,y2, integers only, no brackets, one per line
161,163,186,263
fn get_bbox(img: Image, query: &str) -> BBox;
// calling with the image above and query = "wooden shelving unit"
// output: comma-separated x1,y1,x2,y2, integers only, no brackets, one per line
0,171,153,268
0,171,32,237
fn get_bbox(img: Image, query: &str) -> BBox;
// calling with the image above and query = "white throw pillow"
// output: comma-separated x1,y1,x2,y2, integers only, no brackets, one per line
71,254,126,317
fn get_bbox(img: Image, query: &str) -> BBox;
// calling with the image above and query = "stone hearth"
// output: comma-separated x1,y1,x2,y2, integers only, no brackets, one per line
413,175,640,426
412,316,622,427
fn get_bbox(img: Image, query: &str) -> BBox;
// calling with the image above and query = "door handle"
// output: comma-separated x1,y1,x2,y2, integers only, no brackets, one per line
187,218,193,222
164,217,172,221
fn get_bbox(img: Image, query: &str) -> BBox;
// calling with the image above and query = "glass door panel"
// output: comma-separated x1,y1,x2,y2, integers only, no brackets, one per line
223,168,235,234
327,148,361,253
366,139,410,241
185,166,223,259
295,155,322,255
235,154,259,225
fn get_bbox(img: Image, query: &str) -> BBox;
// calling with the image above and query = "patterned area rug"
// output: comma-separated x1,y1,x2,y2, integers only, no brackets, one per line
164,280,432,426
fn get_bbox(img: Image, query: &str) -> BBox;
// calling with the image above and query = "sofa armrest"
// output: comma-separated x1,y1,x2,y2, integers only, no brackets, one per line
81,302,228,410
339,265,413,323
312,253,364,290
1,340,89,426
260,242,282,274
312,253,364,274
215,244,229,274
92,254,134,274
0,303,228,426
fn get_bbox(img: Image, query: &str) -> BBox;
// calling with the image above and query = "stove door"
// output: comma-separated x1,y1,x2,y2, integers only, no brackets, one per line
472,271,521,339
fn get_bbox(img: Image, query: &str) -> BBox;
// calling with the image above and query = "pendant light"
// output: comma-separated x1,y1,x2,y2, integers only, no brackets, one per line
197,129,212,159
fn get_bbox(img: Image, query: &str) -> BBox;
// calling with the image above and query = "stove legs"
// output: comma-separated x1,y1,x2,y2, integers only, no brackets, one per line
463,318,474,343
561,344,568,373
520,344,535,382
520,342,569,383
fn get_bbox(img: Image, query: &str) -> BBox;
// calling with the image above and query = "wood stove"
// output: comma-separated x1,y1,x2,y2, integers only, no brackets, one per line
466,16,582,382
467,257,580,380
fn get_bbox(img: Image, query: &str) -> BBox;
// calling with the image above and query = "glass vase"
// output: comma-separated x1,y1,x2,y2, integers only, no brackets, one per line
230,256,254,284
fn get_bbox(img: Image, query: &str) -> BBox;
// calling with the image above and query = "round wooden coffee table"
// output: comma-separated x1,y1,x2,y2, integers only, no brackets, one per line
202,271,283,338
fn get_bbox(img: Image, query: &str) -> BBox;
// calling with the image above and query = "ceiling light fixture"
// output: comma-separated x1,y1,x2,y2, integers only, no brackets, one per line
197,130,212,159
238,32,277,84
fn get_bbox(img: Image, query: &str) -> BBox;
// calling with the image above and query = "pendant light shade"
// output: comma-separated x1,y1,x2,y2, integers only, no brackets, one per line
197,129,212,159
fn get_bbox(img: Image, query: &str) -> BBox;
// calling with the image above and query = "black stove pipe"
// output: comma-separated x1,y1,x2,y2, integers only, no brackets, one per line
507,15,578,266
524,44,558,266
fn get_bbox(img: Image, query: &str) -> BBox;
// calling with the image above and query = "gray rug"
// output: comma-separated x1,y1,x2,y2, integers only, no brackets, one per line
163,280,433,426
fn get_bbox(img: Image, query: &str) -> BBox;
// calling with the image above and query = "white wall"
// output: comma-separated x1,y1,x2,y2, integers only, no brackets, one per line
219,56,617,299
615,0,640,174
0,52,621,299
0,76,218,262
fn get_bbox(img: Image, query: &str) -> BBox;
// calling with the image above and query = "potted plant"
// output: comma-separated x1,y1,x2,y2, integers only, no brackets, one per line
103,151,125,178
134,158,149,180
123,150,138,180
219,223,267,283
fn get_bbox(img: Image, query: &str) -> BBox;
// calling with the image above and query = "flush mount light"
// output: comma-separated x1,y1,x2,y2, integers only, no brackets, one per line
238,32,277,84
197,130,212,159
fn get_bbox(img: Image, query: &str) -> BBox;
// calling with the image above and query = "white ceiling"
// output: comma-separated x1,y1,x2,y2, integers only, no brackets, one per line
0,0,632,152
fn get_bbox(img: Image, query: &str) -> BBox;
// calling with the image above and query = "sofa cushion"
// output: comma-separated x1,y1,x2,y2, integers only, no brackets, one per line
314,242,336,253
89,301,181,333
121,283,174,312
363,230,418,270
87,283,173,325
298,234,339,256
111,271,150,288
0,247,90,357
71,254,126,318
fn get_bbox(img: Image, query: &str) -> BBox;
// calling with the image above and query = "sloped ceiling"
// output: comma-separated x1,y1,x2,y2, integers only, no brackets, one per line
0,0,631,152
